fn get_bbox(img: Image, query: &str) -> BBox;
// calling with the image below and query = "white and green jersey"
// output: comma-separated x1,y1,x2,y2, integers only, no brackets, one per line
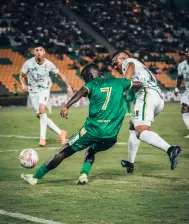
178,60,189,92
122,58,163,98
21,57,59,93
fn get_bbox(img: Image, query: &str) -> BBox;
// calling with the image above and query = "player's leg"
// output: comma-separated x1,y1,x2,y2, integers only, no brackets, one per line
135,96,170,151
21,143,76,185
134,90,181,170
181,103,189,138
180,93,189,138
21,127,93,185
39,90,67,144
47,102,52,114
38,103,48,147
77,137,117,184
29,93,47,147
77,147,95,185
46,117,67,144
121,120,140,173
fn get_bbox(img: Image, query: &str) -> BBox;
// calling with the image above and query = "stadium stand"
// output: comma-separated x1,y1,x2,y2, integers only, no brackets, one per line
0,0,188,93
69,0,189,53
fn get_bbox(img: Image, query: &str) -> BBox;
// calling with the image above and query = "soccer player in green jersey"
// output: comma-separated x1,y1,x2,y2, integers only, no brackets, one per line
21,63,143,185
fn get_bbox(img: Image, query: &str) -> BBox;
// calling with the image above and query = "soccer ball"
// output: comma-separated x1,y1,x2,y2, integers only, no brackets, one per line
19,148,39,168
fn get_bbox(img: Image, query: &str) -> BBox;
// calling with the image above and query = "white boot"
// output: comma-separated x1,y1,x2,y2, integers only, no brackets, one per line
77,173,88,185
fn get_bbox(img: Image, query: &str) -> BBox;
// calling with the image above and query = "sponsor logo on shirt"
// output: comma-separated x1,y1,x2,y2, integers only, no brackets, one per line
80,127,87,136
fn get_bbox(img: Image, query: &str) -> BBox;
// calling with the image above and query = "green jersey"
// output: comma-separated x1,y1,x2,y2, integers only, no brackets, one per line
84,77,132,138
125,88,136,103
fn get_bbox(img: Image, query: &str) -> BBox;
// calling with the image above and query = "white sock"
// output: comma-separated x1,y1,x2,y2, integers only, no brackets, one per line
182,113,189,130
47,117,61,135
128,130,141,163
40,113,47,139
48,106,52,114
140,130,170,152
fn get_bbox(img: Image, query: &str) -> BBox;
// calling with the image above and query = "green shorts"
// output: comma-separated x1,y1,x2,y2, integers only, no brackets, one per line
69,127,117,153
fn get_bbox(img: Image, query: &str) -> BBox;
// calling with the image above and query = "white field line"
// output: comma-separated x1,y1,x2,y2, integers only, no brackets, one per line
0,143,127,153
0,134,127,153
0,147,59,153
116,142,128,145
0,134,39,139
0,209,63,224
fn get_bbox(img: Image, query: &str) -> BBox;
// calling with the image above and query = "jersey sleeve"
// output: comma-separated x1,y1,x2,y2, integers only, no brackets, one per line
50,62,59,75
126,88,136,102
177,63,183,76
120,78,132,91
122,58,135,76
84,81,93,94
21,61,29,74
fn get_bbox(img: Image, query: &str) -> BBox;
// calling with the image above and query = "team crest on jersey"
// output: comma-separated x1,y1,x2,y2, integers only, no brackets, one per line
32,67,38,72
183,66,187,71
80,127,87,136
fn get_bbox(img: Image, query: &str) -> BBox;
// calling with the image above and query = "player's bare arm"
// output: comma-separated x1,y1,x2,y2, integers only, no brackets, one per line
174,75,183,96
60,87,88,119
57,71,73,96
19,71,28,91
123,62,135,79
132,81,143,89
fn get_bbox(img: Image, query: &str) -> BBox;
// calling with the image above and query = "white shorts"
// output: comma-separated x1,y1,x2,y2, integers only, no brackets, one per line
180,91,189,105
29,89,50,113
132,88,164,127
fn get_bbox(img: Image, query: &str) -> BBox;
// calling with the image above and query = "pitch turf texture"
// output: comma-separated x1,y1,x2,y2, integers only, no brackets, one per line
0,103,189,224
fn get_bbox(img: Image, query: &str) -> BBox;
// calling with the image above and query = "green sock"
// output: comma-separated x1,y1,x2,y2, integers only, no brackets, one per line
33,164,49,179
126,101,131,113
80,162,92,175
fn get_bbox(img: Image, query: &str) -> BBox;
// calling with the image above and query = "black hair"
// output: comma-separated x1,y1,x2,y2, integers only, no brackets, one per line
111,50,131,66
81,63,101,83
33,43,45,49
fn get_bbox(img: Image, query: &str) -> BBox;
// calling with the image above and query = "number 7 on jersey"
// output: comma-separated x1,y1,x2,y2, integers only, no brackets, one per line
100,87,112,110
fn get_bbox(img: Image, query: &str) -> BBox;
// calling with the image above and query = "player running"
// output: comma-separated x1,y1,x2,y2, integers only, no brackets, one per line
19,43,73,147
112,50,181,173
174,48,189,138
21,63,143,185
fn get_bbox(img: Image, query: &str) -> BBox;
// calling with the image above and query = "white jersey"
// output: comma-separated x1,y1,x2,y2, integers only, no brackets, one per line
21,57,59,93
178,60,189,92
122,58,163,98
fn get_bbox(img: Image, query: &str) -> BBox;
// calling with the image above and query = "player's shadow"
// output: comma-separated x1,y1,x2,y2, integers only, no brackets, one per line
183,153,189,158
41,170,133,185
90,170,131,181
43,179,77,185
46,138,62,144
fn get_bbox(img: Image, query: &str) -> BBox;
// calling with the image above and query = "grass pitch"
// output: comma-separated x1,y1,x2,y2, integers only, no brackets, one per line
0,103,189,224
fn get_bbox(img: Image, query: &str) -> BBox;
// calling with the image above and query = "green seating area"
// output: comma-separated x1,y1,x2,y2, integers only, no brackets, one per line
0,58,13,65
